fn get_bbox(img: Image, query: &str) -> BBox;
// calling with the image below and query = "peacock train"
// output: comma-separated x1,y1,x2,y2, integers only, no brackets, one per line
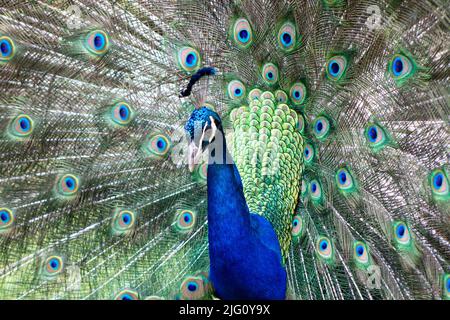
0,0,449,300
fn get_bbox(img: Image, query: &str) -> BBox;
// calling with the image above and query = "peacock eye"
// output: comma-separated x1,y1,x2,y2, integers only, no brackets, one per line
335,167,356,192
364,123,389,151
227,80,246,100
393,221,411,246
316,236,333,260
56,174,79,197
304,144,314,164
353,241,370,267
289,82,306,105
121,213,132,224
390,54,413,80
326,56,347,81
198,161,208,180
291,215,303,238
42,255,64,279
0,35,15,62
262,63,279,85
180,276,205,300
178,47,201,73
174,209,197,233
110,102,134,126
278,22,296,51
191,159,208,183
145,133,172,159
115,289,139,300
309,179,322,203
0,207,14,232
275,90,288,104
444,274,450,299
187,282,197,291
85,30,109,55
112,209,136,235
313,116,331,140
296,114,305,134
9,114,34,138
232,18,253,48
429,169,449,200
301,179,308,198
48,258,60,271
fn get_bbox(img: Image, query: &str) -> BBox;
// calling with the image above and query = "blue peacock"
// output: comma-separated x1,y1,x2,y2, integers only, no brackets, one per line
0,0,449,300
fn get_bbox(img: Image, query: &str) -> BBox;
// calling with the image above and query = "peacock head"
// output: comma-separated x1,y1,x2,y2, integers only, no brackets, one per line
184,106,223,172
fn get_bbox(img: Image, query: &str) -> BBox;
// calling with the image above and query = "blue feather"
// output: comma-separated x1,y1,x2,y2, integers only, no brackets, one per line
206,140,286,300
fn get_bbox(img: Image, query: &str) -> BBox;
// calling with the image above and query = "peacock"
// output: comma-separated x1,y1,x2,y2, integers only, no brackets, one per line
0,0,448,300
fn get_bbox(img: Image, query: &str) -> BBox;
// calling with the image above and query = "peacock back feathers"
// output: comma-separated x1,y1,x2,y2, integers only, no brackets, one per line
230,91,304,259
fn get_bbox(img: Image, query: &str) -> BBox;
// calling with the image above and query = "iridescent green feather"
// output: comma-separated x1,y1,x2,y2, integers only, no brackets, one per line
230,90,304,259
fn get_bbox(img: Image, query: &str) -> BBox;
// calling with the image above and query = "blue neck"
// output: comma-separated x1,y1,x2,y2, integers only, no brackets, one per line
205,131,287,299
206,135,251,247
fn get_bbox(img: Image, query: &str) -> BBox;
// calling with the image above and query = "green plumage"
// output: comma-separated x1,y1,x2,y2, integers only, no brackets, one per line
230,91,304,259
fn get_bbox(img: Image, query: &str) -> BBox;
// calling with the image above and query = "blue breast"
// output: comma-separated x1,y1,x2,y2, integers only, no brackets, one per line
206,161,286,300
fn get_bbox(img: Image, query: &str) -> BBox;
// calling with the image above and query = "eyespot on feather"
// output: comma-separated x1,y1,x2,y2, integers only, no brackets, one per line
309,179,323,204
289,82,306,105
326,55,347,81
388,53,416,85
84,30,110,56
144,132,172,159
111,209,136,235
174,209,197,233
41,255,64,279
177,46,201,73
227,80,246,101
277,22,296,52
179,276,206,300
429,168,449,201
55,174,80,198
335,167,356,193
353,241,370,268
364,123,390,152
316,236,333,261
313,116,331,140
231,18,253,48
291,215,303,238
393,221,412,247
0,207,15,233
443,274,450,300
0,35,16,63
304,143,315,164
115,289,139,300
109,101,134,126
261,63,279,85
296,114,305,134
192,160,208,183
8,114,34,138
